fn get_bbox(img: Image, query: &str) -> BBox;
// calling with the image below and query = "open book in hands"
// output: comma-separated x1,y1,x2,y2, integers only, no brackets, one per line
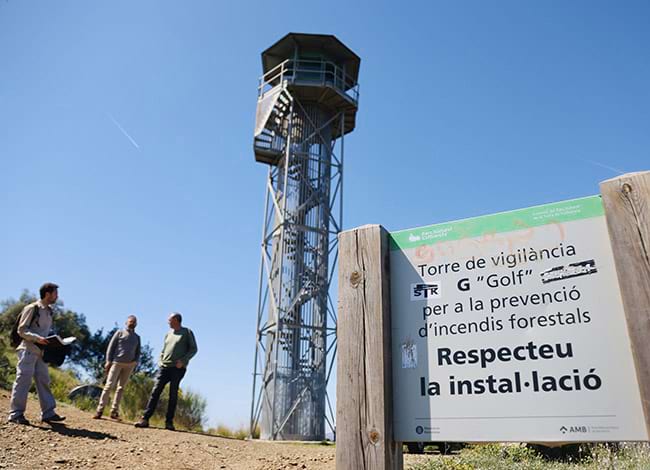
41,335,76,348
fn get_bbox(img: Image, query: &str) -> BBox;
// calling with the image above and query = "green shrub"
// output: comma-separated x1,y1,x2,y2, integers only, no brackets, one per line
587,442,650,470
174,388,207,431
69,395,98,412
210,424,234,438
208,424,257,440
0,338,13,389
411,443,650,470
411,443,545,470
48,365,81,403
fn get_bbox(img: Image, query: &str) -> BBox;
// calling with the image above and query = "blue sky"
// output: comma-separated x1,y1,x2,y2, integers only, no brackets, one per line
1,1,648,429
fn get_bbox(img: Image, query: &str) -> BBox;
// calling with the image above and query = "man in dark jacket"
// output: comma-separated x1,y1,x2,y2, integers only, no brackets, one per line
135,312,197,430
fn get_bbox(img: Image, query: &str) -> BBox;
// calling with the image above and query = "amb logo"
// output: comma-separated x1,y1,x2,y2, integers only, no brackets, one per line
560,425,588,434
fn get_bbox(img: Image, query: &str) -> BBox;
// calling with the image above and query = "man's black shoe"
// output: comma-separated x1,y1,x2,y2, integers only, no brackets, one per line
7,415,30,425
42,414,66,423
134,418,149,428
165,422,175,431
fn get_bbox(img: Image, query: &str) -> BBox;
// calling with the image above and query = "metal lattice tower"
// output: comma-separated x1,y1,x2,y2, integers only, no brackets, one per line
249,33,360,441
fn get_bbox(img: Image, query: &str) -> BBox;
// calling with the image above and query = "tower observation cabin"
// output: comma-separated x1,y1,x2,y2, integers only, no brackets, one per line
250,33,360,441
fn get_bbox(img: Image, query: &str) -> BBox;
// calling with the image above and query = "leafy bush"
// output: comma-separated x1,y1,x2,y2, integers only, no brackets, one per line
588,442,650,470
411,443,650,470
208,423,257,440
175,388,207,431
69,395,98,412
49,366,81,402
210,424,235,438
0,337,13,389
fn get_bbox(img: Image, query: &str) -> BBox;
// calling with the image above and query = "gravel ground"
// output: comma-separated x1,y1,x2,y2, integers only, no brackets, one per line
0,390,431,469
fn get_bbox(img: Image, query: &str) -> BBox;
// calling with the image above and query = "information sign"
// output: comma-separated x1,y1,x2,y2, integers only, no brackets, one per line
390,196,647,442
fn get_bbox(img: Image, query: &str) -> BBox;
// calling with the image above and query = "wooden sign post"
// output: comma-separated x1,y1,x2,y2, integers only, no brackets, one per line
336,172,649,470
336,225,403,470
600,171,650,437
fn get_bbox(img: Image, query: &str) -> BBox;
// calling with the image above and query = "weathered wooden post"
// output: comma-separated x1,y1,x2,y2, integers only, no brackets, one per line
600,171,650,435
337,225,403,470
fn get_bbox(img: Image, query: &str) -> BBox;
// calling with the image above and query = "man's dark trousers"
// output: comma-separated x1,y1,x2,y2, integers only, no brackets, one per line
143,367,186,424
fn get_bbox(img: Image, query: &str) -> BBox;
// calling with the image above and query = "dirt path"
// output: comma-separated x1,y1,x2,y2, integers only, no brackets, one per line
0,391,430,469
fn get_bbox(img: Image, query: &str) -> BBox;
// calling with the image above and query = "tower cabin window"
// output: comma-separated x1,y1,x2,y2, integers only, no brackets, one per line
292,53,338,87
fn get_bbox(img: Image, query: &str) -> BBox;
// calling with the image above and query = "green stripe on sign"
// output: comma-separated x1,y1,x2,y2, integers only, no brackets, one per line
389,195,604,251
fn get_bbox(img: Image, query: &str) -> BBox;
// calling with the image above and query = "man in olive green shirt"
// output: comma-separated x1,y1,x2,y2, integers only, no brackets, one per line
135,313,197,430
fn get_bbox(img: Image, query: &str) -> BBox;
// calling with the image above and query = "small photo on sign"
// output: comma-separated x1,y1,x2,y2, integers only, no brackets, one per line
401,341,417,369
410,282,441,301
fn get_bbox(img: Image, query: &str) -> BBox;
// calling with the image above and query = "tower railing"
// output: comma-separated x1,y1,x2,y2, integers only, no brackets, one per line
258,58,359,104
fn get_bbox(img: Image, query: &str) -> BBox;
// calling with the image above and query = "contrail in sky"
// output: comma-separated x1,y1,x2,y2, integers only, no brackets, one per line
107,112,140,150
580,158,624,175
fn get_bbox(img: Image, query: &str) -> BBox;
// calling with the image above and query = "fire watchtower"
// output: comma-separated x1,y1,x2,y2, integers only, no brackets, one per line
250,33,360,441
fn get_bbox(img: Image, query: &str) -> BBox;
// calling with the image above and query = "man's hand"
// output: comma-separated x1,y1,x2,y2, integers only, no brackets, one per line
105,362,112,375
36,337,48,346
175,360,184,369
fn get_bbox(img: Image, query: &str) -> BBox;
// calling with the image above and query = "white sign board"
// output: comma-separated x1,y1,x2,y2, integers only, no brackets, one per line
390,196,647,442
